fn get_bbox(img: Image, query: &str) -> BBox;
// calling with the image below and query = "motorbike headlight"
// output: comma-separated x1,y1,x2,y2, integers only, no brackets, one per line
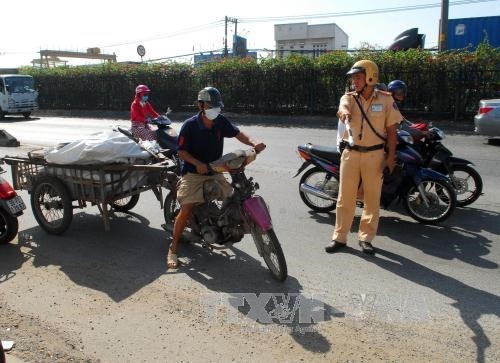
436,128,445,140
429,127,445,140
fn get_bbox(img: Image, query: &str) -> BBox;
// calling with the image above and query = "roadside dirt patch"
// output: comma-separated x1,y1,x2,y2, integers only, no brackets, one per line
0,298,96,362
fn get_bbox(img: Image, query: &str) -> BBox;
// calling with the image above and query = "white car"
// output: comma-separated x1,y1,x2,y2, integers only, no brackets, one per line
474,99,500,140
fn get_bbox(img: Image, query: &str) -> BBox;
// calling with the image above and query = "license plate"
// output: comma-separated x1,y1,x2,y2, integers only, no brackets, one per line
6,195,26,214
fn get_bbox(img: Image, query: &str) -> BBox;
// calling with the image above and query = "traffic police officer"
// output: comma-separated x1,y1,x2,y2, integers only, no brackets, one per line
325,60,403,255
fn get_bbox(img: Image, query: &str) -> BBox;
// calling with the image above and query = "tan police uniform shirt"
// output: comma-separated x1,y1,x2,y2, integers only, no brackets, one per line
339,90,403,147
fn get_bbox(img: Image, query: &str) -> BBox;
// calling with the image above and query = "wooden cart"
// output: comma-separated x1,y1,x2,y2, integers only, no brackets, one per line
2,150,176,234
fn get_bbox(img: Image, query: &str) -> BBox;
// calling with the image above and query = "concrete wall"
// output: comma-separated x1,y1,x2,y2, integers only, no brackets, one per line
274,22,348,57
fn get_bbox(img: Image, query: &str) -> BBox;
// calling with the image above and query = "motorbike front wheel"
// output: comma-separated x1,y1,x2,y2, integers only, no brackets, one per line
446,164,483,207
404,179,456,224
299,167,339,212
0,208,19,244
251,225,287,282
163,192,180,233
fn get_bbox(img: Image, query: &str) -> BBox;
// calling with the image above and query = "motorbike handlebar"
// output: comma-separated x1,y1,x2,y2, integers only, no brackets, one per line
148,116,172,126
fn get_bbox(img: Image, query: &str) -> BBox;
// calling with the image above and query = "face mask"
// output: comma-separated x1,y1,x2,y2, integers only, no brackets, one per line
204,107,221,120
142,95,149,102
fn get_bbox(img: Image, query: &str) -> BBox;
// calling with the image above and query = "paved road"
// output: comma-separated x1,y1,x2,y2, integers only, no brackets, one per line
0,115,499,362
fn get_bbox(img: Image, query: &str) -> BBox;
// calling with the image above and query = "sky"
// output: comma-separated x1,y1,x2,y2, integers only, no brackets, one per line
1,0,499,68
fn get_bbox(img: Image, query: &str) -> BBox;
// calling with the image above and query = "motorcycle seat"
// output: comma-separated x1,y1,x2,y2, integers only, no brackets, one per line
306,144,341,164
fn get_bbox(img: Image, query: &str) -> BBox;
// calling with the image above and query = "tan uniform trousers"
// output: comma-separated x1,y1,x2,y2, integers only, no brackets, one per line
332,148,385,243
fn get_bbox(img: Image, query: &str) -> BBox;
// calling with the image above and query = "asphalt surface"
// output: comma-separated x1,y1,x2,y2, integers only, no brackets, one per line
0,114,499,362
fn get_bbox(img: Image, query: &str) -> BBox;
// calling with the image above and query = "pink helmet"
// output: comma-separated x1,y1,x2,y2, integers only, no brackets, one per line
135,84,151,95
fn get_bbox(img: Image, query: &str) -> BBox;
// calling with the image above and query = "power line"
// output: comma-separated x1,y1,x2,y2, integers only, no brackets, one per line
239,0,499,23
101,20,225,48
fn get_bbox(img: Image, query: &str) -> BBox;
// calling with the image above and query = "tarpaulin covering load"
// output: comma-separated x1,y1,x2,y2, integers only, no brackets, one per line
45,130,154,165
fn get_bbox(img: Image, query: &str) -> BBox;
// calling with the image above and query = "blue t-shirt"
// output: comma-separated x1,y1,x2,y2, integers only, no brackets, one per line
178,112,240,175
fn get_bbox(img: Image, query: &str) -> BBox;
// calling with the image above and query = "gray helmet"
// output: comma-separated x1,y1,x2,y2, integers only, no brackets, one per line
198,87,224,108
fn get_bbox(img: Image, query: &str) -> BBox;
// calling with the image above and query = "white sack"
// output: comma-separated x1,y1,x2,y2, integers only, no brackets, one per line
45,130,154,165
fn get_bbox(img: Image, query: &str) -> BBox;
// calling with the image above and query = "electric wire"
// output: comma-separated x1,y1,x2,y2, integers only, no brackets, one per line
239,0,499,23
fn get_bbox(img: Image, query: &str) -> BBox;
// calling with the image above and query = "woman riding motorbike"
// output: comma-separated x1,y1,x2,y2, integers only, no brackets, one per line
130,84,160,141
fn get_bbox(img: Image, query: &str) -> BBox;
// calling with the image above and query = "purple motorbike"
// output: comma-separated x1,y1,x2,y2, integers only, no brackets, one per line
163,149,287,281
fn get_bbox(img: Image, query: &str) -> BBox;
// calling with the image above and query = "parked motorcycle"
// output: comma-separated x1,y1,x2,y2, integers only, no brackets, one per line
294,131,457,224
163,149,288,281
402,120,483,207
0,164,26,244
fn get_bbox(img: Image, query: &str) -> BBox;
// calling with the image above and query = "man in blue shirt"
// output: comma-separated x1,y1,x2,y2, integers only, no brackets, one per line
167,87,266,269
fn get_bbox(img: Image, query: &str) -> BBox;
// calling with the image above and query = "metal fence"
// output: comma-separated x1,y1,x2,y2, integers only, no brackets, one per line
33,66,499,120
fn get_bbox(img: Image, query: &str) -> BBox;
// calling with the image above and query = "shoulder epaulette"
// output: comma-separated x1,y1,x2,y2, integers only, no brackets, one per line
376,90,392,97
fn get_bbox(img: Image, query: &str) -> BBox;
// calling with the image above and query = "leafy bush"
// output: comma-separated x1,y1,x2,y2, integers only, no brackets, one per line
19,44,500,119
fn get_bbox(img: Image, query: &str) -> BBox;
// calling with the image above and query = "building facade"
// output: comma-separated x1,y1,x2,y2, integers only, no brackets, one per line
274,22,348,58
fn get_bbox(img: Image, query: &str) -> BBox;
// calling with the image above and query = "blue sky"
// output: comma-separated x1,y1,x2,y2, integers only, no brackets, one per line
1,0,498,67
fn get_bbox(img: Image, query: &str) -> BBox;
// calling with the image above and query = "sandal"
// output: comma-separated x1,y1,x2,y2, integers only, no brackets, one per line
167,248,179,269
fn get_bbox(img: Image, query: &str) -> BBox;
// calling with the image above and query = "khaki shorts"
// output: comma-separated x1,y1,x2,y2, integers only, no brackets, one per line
177,172,233,205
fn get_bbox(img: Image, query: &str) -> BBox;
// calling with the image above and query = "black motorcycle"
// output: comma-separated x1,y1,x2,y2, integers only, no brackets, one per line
295,131,457,225
407,123,483,207
147,114,180,173
147,114,178,152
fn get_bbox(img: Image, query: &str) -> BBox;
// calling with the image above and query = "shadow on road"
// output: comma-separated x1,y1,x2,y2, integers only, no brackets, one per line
0,242,30,284
5,210,167,302
358,248,499,363
374,209,499,363
304,201,499,362
0,116,40,123
171,239,344,354
378,213,498,269
308,205,499,269
486,138,500,146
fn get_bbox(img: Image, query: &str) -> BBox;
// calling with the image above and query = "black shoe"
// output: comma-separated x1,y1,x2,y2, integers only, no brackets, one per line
325,241,346,253
359,241,375,255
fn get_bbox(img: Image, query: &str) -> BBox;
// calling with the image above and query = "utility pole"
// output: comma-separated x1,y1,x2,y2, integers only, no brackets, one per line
224,16,238,57
438,0,449,52
224,16,228,57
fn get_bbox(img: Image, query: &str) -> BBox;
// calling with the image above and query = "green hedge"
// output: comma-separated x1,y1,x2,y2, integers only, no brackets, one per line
20,44,500,120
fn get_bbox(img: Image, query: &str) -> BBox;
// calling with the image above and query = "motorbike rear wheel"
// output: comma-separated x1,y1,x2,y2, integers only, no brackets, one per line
404,178,456,224
0,208,19,244
299,167,339,212
251,225,287,282
446,164,483,207
111,194,140,212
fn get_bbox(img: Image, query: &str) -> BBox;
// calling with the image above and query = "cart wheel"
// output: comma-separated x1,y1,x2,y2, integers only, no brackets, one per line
111,194,140,212
31,176,73,235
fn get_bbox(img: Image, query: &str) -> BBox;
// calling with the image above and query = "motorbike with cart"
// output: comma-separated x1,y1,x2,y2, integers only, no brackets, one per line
2,130,177,234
